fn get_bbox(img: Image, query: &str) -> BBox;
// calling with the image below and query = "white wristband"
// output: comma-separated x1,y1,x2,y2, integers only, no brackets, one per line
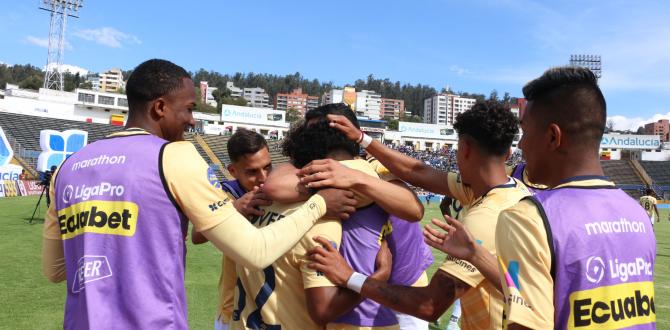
360,133,373,149
346,272,368,293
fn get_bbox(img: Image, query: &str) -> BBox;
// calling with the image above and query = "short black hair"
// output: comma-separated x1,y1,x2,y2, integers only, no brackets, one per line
646,188,654,195
125,59,191,112
282,103,360,167
454,101,519,156
227,129,268,162
522,66,606,149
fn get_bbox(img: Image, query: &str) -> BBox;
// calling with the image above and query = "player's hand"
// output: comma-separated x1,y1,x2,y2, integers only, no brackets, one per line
327,114,362,142
233,186,272,218
316,188,357,220
299,159,363,189
423,215,477,262
371,239,392,281
308,236,353,287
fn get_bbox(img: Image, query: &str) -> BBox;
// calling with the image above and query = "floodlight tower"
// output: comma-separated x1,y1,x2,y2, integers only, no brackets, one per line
569,54,602,79
39,0,84,91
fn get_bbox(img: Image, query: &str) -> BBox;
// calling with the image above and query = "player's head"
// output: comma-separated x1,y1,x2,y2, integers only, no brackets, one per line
126,59,196,142
282,103,360,167
227,129,272,191
520,66,606,185
646,188,654,196
454,101,518,185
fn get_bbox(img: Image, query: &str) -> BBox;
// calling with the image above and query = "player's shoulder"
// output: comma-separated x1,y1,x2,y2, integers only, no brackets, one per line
340,159,378,178
481,178,531,211
162,141,201,163
497,198,545,230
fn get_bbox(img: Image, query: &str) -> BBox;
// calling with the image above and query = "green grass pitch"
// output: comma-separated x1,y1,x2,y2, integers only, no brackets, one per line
0,196,666,329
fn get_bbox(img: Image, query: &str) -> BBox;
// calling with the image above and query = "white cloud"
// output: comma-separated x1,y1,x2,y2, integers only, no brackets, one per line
449,65,472,76
72,27,141,48
24,35,73,50
44,63,89,76
608,113,670,131
25,35,49,48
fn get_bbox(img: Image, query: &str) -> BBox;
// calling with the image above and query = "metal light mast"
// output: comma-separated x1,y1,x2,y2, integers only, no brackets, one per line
39,0,84,91
569,54,602,79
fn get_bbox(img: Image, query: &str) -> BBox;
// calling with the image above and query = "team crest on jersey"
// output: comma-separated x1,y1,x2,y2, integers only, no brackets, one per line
207,167,221,188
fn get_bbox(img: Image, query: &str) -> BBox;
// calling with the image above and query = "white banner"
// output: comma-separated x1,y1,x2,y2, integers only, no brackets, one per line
600,134,661,150
398,122,456,139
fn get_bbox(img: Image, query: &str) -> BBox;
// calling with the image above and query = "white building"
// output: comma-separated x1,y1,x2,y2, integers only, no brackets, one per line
199,81,218,107
322,89,344,105
0,84,129,125
243,87,272,108
423,94,476,125
225,82,272,108
355,90,382,119
226,82,243,98
99,68,125,93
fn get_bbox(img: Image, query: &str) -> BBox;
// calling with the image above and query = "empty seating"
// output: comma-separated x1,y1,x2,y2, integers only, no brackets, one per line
600,160,644,185
640,161,670,186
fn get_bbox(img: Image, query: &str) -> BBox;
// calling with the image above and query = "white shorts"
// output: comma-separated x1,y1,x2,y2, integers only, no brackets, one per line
394,311,429,330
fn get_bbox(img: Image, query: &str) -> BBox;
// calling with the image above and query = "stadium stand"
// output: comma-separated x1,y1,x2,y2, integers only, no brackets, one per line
601,160,646,199
0,112,123,172
640,161,670,186
0,112,290,179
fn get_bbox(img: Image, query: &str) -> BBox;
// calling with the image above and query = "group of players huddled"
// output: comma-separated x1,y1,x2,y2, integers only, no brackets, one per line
42,59,656,330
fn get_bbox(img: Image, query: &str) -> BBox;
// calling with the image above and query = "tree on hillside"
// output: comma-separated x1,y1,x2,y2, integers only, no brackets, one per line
286,108,302,124
385,117,399,131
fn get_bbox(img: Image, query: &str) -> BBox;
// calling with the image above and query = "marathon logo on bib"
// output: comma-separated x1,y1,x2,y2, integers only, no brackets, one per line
569,282,655,328
58,200,138,239
72,255,113,293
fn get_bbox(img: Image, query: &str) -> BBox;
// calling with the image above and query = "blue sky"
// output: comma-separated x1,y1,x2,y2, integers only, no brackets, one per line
1,0,669,130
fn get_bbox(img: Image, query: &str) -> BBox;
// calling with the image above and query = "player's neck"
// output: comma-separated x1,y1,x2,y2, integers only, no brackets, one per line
326,150,354,161
546,155,604,187
470,161,509,198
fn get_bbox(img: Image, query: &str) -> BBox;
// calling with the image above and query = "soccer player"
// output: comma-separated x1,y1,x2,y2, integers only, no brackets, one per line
304,101,530,329
41,59,357,330
426,67,656,329
366,156,435,330
640,188,660,225
229,103,422,329
190,129,274,330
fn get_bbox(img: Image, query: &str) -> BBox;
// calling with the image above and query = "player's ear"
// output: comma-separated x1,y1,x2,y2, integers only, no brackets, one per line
227,164,237,177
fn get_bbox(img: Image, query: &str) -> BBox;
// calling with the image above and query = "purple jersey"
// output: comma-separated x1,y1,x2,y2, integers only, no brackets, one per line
532,177,656,329
54,133,189,329
336,204,398,327
387,216,433,286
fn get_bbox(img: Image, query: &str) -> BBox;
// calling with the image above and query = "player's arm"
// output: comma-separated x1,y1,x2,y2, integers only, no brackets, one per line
304,238,392,325
308,240,468,322
496,201,554,329
299,159,424,221
191,188,271,244
423,216,502,292
163,142,357,270
261,163,312,203
327,114,452,196
41,168,66,283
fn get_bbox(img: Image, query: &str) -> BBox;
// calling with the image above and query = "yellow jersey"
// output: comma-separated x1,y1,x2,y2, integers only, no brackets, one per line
441,173,531,330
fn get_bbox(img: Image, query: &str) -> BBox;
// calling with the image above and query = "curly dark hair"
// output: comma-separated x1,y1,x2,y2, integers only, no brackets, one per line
282,103,360,167
522,66,606,149
126,59,191,113
454,101,519,156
